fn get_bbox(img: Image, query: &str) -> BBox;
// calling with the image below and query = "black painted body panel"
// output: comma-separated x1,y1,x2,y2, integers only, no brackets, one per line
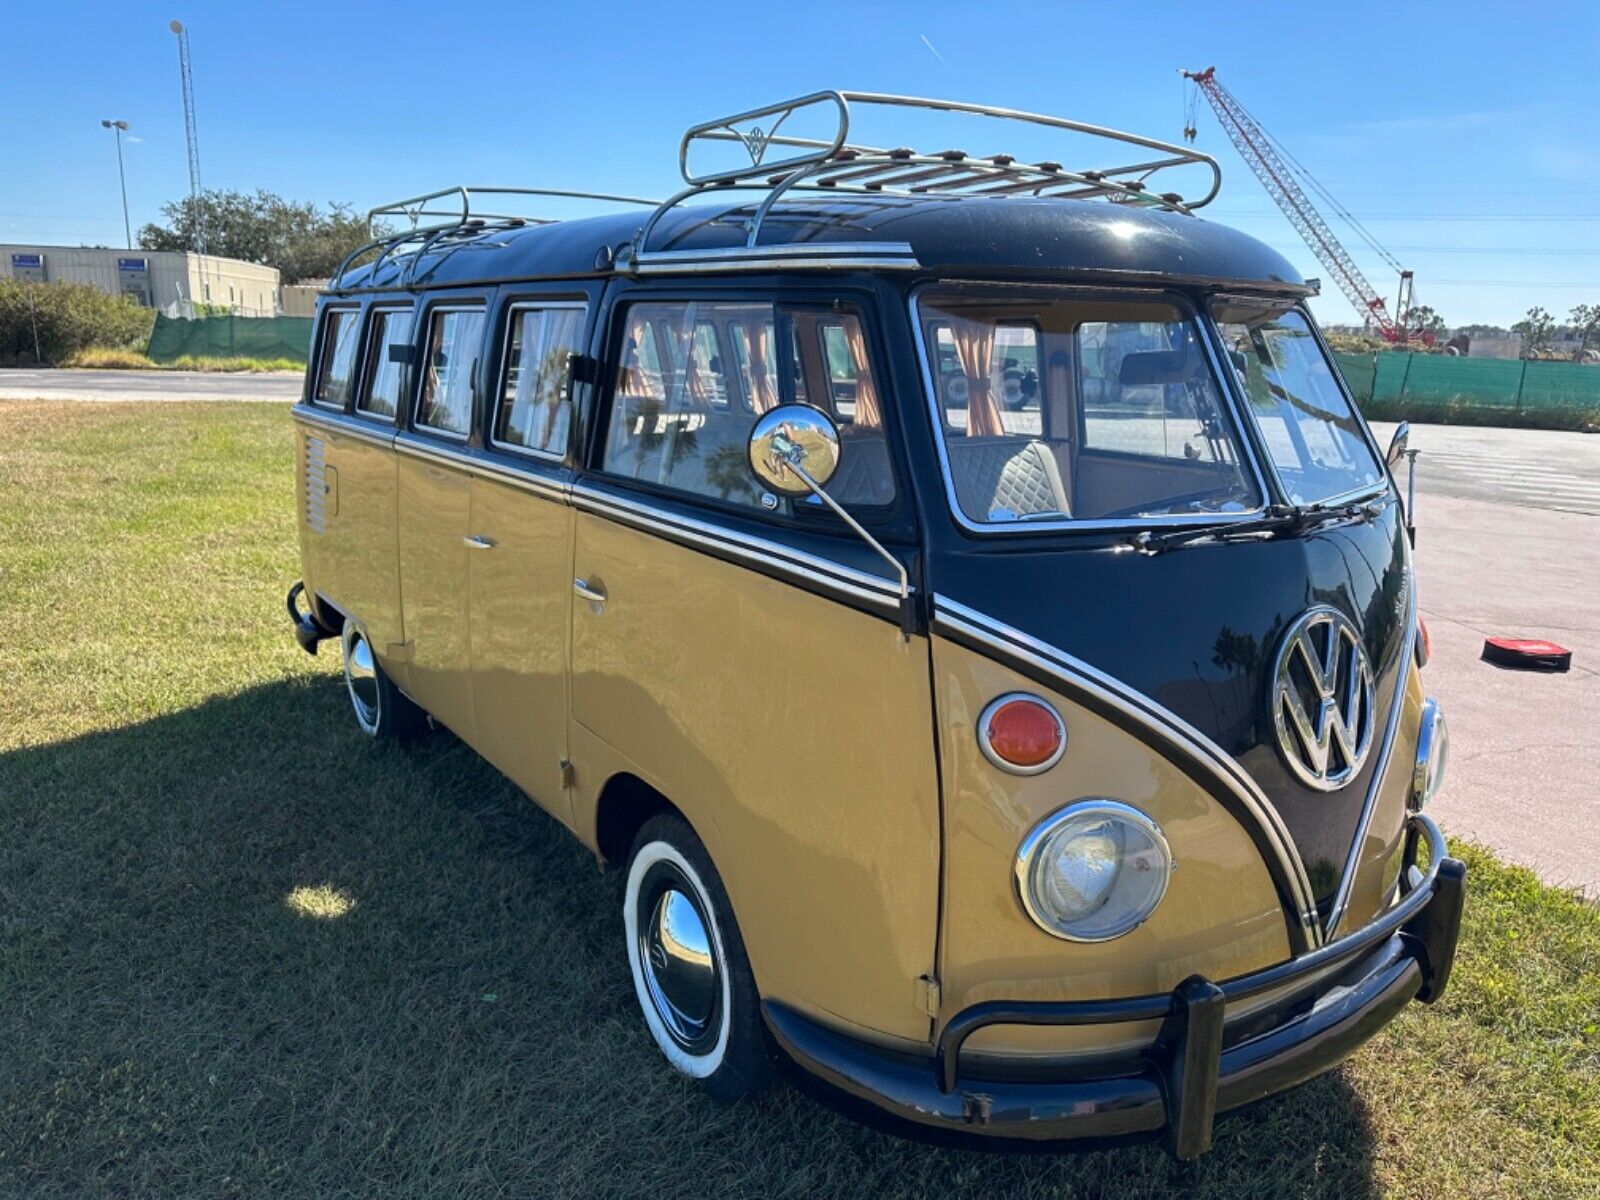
333,195,1307,295
927,505,1411,910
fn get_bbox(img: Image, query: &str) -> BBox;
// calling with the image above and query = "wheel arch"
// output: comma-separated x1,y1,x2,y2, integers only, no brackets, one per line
595,771,684,870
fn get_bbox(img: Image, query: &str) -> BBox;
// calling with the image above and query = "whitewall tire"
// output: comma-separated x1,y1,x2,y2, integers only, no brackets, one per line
624,814,772,1100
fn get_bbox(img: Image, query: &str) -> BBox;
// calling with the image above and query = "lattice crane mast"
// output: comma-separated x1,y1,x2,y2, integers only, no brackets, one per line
1181,67,1414,343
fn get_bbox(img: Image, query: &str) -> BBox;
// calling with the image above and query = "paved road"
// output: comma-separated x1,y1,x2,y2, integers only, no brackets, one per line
0,368,303,402
1369,420,1600,516
1408,489,1598,897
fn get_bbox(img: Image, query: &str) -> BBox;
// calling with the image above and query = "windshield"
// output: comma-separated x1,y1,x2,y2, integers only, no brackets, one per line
917,292,1262,527
1211,298,1384,505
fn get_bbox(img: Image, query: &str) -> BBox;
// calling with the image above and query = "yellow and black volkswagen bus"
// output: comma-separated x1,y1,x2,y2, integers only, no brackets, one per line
287,91,1460,1158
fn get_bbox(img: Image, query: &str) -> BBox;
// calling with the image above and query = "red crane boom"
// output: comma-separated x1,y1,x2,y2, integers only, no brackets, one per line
1181,67,1411,343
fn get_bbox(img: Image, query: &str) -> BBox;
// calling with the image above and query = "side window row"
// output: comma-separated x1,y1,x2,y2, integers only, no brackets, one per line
313,302,577,462
311,297,895,511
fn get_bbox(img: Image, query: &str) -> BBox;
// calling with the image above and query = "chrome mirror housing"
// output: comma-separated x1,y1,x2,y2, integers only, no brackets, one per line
748,404,841,496
1385,421,1410,468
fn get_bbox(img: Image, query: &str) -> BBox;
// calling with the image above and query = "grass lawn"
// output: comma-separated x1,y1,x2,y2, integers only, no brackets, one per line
0,400,1596,1199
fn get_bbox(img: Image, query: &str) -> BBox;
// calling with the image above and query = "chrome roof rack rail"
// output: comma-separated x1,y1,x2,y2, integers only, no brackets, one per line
331,185,659,289
624,90,1222,273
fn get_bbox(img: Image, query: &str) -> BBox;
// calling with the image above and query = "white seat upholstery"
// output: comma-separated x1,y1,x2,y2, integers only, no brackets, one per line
946,437,1070,521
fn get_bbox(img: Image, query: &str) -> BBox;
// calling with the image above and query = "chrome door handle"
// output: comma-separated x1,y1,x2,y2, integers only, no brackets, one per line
573,577,607,606
463,535,496,550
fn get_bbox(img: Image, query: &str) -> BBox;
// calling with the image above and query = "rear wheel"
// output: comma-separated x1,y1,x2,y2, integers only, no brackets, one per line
341,622,423,740
624,814,772,1101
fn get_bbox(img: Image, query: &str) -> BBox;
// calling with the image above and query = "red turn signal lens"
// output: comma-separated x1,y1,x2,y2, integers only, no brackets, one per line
978,695,1066,774
1416,617,1431,667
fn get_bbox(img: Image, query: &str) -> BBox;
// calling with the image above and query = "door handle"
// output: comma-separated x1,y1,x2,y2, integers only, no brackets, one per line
573,577,607,607
463,535,496,550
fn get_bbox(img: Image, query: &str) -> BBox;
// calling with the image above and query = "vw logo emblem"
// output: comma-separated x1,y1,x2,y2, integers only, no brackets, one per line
1270,606,1375,791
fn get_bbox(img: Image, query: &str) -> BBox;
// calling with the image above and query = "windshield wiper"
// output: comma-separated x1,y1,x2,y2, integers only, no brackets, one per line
1130,496,1386,554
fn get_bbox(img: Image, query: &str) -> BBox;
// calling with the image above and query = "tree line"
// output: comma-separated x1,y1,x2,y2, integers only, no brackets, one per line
138,190,375,284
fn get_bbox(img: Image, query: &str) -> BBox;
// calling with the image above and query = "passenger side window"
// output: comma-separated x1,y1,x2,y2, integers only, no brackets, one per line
417,308,484,438
314,308,360,408
357,308,413,420
601,301,895,513
494,305,586,457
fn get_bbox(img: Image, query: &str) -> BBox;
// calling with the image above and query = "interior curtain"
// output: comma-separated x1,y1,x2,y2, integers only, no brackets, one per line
621,316,652,398
742,319,779,413
667,308,707,408
841,318,882,429
947,316,1003,436
535,309,581,449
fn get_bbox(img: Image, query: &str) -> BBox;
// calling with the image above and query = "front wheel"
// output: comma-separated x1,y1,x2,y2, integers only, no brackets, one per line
624,814,772,1102
340,621,424,740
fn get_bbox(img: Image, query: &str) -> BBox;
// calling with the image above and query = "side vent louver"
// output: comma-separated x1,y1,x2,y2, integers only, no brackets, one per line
305,437,328,534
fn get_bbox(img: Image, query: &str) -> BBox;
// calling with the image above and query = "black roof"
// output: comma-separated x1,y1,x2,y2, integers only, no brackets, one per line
335,195,1307,295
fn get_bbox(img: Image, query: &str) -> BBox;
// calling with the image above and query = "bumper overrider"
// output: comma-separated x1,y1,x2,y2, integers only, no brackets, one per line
286,581,338,656
763,812,1465,1160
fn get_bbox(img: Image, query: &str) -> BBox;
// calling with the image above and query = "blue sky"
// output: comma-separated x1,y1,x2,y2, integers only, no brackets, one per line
3,0,1596,326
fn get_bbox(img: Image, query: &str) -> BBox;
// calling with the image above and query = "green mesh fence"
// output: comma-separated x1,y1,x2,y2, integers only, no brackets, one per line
146,314,314,364
1332,350,1600,421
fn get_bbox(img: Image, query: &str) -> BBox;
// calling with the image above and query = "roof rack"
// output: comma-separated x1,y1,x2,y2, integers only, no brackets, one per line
332,185,658,289
330,92,1223,287
622,90,1222,272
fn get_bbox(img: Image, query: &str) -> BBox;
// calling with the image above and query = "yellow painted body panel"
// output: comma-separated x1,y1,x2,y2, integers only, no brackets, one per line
568,512,941,1046
396,452,474,737
295,421,403,654
931,638,1291,1058
1340,660,1425,928
467,476,575,829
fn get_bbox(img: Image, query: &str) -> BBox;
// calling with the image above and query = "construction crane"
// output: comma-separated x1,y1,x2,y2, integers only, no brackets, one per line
1181,66,1419,343
170,20,204,255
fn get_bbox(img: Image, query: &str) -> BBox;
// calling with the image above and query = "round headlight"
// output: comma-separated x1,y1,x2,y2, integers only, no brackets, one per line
1014,801,1173,942
1412,698,1448,810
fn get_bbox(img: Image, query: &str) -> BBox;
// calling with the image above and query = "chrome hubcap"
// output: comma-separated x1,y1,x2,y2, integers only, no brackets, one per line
637,869,720,1052
344,631,380,732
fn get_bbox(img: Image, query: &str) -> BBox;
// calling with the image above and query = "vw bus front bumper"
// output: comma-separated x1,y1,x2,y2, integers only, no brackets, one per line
763,812,1464,1160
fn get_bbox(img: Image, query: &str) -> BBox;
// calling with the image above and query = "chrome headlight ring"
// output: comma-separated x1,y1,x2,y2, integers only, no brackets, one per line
1013,800,1174,942
1411,697,1448,811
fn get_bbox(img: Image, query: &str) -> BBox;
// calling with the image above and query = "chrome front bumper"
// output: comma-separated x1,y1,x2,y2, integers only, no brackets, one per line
764,812,1464,1160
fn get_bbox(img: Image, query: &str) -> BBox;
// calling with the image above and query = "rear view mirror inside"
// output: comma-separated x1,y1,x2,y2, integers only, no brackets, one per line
388,344,414,365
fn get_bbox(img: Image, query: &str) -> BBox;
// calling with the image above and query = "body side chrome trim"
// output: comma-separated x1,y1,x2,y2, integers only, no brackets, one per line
1324,567,1419,939
294,400,901,613
292,404,398,451
633,243,921,275
906,287,1276,538
931,594,1322,952
393,432,570,502
572,482,906,615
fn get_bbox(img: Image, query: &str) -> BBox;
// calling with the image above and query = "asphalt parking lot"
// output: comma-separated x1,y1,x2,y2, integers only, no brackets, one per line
1368,422,1599,897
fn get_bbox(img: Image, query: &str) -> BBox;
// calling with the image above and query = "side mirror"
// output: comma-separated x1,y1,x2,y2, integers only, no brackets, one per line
1385,421,1410,468
747,403,841,495
746,403,915,639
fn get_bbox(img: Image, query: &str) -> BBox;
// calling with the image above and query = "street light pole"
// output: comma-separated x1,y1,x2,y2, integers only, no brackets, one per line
101,119,132,249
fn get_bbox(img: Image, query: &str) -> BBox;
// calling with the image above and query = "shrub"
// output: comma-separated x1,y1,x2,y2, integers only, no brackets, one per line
0,280,156,366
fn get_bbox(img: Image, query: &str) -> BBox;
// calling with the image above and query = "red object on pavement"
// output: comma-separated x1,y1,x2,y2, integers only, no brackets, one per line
1481,638,1572,671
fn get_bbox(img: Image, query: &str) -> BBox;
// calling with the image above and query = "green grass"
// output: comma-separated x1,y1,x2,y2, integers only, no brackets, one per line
56,347,305,373
0,400,1595,1198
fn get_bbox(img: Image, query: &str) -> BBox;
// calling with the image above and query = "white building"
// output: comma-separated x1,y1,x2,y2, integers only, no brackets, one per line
0,244,280,316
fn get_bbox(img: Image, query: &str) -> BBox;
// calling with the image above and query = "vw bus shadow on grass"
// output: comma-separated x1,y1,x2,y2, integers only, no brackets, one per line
285,90,1463,1159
